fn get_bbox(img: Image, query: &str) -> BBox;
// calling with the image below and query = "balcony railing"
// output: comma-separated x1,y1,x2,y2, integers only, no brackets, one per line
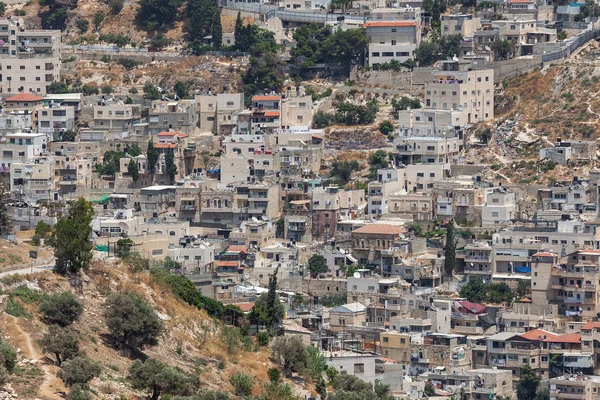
181,204,196,211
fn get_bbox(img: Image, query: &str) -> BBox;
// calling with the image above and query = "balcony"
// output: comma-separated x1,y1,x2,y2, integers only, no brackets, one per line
410,357,429,364
288,225,306,231
552,391,587,400
59,179,77,186
465,254,491,262
181,204,196,211
464,269,492,275
491,358,506,366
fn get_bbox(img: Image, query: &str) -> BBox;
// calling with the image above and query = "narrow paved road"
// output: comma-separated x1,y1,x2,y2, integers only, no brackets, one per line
0,264,54,278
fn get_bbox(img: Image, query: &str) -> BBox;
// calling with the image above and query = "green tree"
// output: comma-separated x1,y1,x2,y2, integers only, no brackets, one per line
39,291,84,327
165,149,178,183
415,41,439,66
249,267,284,332
48,81,70,94
174,81,188,99
271,336,308,377
67,385,92,400
276,218,284,238
0,188,10,238
488,282,514,304
129,358,199,400
230,373,253,397
378,120,394,136
35,220,52,238
199,150,218,172
234,11,243,45
61,129,76,142
75,18,90,34
143,83,162,100
368,149,389,179
95,150,123,176
41,325,79,366
475,127,492,143
104,292,164,351
444,219,456,276
150,33,172,50
491,39,514,61
108,0,124,14
0,2,6,16
0,340,17,373
127,159,140,183
186,0,218,48
137,0,182,31
93,12,104,30
517,365,541,400
557,30,567,41
439,34,462,59
459,277,488,303
50,198,93,275
312,110,336,128
534,388,550,400
330,160,360,185
127,143,142,157
116,238,134,258
424,382,436,397
211,9,222,49
58,356,101,387
306,345,326,381
147,140,159,176
517,280,531,298
308,254,328,278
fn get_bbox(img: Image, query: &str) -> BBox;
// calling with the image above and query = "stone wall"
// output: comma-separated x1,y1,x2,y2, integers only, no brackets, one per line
450,164,485,177
349,67,435,91
302,277,348,296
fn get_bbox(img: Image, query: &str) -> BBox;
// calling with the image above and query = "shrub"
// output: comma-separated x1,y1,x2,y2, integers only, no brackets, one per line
229,373,253,396
41,325,80,366
104,292,163,351
116,58,142,70
0,340,18,372
39,291,84,327
256,331,269,346
58,357,101,387
267,367,280,384
75,19,89,34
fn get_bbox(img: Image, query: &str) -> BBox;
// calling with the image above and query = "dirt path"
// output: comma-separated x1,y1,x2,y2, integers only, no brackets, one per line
7,315,62,399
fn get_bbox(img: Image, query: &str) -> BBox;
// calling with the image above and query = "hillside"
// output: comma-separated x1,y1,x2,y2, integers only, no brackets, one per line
0,261,308,399
463,40,600,185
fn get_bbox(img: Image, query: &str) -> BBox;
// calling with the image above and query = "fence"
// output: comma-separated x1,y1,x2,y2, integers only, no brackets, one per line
541,28,600,63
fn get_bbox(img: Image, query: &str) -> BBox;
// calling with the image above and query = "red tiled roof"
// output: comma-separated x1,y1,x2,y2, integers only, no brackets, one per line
518,297,533,303
377,357,399,364
457,300,486,314
233,302,254,313
364,21,418,27
545,333,581,344
6,93,43,102
154,143,177,149
582,321,600,330
532,252,557,257
252,95,281,101
353,224,406,235
217,261,239,267
227,245,248,254
518,329,558,341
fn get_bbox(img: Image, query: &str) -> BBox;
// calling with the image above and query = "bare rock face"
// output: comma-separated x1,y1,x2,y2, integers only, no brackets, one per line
325,127,390,150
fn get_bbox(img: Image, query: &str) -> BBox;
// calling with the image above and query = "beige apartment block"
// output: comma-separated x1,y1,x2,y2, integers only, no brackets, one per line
364,20,421,65
425,60,494,123
388,191,434,220
281,95,312,130
441,14,481,38
196,93,244,135
93,104,141,132
10,159,54,202
0,18,60,95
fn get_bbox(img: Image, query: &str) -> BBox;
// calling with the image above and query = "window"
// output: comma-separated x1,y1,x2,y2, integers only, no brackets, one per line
354,363,364,373
151,249,163,256
391,28,397,32
383,337,389,343
391,40,396,45
371,52,380,57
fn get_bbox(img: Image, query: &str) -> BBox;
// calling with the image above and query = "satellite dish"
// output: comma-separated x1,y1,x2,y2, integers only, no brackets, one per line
244,273,250,279
353,272,361,278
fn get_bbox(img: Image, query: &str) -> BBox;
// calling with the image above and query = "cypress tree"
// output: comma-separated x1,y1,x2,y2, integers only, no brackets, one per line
234,11,243,46
211,9,222,48
444,219,456,276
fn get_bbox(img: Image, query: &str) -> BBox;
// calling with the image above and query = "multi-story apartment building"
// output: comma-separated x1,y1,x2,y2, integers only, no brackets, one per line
463,241,493,282
403,163,449,192
441,14,481,38
234,182,281,221
0,18,61,94
367,168,404,215
351,224,406,265
311,186,365,239
393,127,463,165
93,104,142,132
0,132,46,168
251,95,281,134
424,60,494,123
281,95,312,130
9,159,54,202
364,20,421,65
531,249,600,320
549,375,600,400
168,239,215,275
538,180,591,212
481,186,516,226
196,93,244,135
388,191,434,220
0,109,32,135
149,100,197,135
37,104,75,139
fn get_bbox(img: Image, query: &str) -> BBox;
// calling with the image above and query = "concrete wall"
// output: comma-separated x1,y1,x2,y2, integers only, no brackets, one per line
349,66,435,90
303,277,348,296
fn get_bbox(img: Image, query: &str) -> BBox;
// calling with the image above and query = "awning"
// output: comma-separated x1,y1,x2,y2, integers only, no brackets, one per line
290,200,310,205
346,254,358,263
91,195,110,204
180,197,196,201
